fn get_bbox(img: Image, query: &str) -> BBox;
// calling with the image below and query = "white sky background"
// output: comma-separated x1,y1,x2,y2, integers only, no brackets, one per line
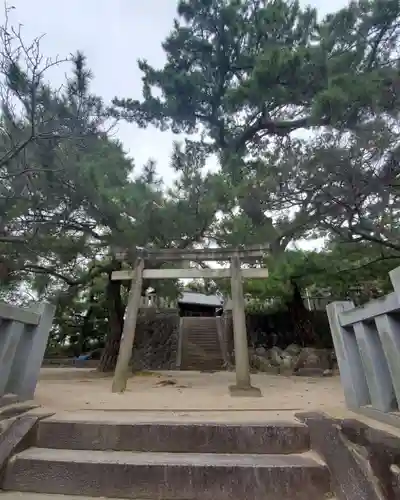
3,0,350,251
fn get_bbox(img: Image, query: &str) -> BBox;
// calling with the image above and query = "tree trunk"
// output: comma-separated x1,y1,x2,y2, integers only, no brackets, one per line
78,291,95,356
286,279,317,346
98,268,126,372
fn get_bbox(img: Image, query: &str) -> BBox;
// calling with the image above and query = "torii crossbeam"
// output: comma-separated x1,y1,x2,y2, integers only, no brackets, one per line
111,244,269,397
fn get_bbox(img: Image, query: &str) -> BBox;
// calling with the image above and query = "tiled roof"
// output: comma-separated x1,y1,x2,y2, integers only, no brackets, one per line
178,292,223,307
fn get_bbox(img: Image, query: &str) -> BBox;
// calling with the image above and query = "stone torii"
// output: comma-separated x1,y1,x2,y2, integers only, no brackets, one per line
110,244,269,397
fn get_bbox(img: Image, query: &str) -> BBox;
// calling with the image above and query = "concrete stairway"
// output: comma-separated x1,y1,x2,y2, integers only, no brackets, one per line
180,317,224,371
0,416,332,500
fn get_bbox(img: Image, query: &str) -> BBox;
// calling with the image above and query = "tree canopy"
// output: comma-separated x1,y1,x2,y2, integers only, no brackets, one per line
114,0,400,252
1,0,400,363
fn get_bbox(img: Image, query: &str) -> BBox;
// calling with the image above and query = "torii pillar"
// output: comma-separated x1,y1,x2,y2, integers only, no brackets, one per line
228,253,261,397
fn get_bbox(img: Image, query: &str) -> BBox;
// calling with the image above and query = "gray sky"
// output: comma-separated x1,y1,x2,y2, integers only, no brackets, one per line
5,0,349,183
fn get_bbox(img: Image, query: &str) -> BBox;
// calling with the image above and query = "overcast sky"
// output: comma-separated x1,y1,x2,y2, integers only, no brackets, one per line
4,0,350,183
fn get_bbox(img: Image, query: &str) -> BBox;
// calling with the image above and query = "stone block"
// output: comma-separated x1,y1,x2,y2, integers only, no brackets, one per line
36,419,310,455
296,412,388,500
229,384,262,397
2,447,331,500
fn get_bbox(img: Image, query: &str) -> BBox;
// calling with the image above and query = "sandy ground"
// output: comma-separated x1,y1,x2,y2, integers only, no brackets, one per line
33,368,348,422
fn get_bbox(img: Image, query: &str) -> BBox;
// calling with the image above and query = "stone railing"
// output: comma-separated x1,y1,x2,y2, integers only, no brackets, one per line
326,265,400,427
0,302,55,401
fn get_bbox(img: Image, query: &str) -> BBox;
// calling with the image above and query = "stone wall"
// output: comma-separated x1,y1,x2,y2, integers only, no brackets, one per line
227,309,332,352
131,309,180,371
297,412,400,500
246,310,332,349
223,309,335,376
249,344,337,376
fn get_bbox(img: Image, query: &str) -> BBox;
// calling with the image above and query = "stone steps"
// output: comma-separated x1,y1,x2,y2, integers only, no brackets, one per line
185,340,220,350
0,416,333,500
0,496,337,500
0,494,126,499
182,318,217,325
2,447,330,500
35,419,310,454
180,317,224,370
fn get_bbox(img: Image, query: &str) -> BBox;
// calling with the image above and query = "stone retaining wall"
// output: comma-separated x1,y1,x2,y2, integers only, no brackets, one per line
131,309,179,370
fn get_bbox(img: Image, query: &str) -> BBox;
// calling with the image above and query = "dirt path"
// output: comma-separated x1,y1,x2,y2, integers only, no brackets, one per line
35,369,346,422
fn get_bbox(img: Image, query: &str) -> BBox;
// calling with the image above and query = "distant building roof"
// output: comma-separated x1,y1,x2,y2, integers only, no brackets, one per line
178,292,223,307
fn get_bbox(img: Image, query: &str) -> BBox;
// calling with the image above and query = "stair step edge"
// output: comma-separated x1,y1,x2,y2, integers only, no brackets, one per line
11,448,325,468
40,418,306,427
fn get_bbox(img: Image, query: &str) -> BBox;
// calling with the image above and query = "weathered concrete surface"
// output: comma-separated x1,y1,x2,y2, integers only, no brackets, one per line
296,412,392,500
0,402,39,421
0,395,18,409
326,301,371,410
36,418,309,454
2,448,330,500
0,416,41,471
339,418,400,500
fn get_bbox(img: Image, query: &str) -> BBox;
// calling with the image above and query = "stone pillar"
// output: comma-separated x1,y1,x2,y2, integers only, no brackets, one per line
112,258,144,393
6,302,56,400
229,254,261,397
389,265,400,296
326,301,370,409
0,321,25,396
375,314,400,409
353,320,395,412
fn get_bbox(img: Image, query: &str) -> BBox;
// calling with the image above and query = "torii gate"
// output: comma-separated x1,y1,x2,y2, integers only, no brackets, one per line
111,245,269,397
